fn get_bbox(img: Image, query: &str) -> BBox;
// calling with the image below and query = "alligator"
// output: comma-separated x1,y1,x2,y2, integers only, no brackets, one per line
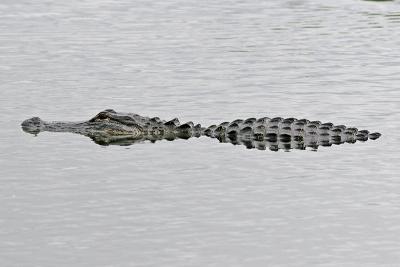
21,109,381,151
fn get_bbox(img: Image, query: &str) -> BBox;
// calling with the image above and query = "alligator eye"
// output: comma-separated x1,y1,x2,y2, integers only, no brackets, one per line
98,113,109,120
89,112,110,122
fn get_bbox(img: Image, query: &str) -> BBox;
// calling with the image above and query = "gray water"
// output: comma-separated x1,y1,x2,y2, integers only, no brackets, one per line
1,0,400,266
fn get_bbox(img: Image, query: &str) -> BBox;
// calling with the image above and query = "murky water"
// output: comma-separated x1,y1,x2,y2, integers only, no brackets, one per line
1,0,400,266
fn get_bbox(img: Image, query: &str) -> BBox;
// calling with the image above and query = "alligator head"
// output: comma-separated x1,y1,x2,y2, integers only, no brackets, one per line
21,109,202,146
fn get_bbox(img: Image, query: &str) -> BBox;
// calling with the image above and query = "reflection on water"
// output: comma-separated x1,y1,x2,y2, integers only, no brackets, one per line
1,0,400,266
23,126,381,152
364,0,394,2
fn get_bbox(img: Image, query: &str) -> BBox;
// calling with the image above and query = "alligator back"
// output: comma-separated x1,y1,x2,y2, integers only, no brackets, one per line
203,117,381,151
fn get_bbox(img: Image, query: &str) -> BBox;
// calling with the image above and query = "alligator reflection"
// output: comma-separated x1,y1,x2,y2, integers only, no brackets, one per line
214,134,358,152
86,132,365,152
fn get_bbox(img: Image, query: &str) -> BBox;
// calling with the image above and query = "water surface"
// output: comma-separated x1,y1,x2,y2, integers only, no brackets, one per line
1,0,400,266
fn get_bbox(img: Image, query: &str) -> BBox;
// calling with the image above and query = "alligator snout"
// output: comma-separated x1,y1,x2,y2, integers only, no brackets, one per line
21,117,44,134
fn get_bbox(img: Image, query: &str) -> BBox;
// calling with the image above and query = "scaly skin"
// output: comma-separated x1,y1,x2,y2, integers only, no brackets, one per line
21,109,381,151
